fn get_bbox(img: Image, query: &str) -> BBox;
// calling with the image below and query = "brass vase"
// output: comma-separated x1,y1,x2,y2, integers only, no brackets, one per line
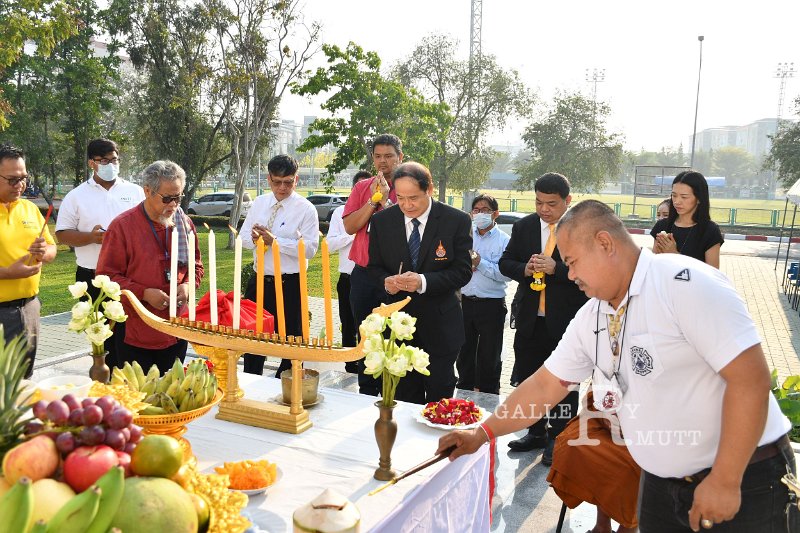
373,400,397,481
89,350,110,384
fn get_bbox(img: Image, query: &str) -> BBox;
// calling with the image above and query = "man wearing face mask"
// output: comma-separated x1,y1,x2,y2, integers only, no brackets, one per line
455,194,511,395
56,139,144,367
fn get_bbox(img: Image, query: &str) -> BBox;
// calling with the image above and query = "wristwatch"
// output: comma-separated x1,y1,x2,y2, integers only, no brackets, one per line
367,199,379,209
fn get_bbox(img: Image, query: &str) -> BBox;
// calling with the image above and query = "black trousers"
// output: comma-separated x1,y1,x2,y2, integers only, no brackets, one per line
395,345,459,405
242,273,302,377
0,296,39,378
113,321,187,374
456,297,507,395
336,272,358,373
513,316,578,439
349,265,387,395
76,266,118,368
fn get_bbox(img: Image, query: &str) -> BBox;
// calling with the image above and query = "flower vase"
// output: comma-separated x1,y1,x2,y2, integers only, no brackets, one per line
374,400,398,481
89,351,110,384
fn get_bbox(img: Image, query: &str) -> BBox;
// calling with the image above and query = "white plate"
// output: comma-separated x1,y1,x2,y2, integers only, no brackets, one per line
229,466,282,496
413,406,487,431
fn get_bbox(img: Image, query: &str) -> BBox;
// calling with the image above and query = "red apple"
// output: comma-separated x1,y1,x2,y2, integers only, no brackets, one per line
63,445,119,492
115,451,132,477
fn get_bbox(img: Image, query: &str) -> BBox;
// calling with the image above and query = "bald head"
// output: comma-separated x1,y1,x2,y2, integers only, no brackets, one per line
557,199,634,246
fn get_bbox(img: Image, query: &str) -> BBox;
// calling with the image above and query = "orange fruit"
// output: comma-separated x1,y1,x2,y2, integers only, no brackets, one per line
130,435,183,478
189,493,211,533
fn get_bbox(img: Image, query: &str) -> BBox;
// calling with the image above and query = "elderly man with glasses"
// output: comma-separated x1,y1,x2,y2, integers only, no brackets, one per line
240,154,319,377
97,160,204,373
0,143,57,377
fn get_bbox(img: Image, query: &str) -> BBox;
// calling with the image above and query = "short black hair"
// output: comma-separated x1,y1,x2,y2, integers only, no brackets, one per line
669,170,711,224
534,172,571,199
371,134,402,156
392,162,431,191
353,170,372,186
267,154,299,178
87,138,118,159
0,143,25,165
472,194,499,211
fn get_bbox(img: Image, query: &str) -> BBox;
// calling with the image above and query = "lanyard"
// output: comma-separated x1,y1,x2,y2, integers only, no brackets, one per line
141,204,170,263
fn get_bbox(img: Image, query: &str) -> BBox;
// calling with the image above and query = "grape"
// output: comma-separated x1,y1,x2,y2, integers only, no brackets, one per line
104,429,126,450
123,442,136,454
67,408,84,426
120,427,131,441
24,420,44,436
128,424,143,444
107,408,133,430
79,425,106,446
61,394,81,411
55,432,76,454
46,401,70,425
81,397,96,408
95,396,117,418
32,400,48,421
82,405,103,426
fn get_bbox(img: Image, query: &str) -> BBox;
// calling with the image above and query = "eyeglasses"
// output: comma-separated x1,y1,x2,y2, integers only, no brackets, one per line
0,174,28,187
92,157,120,165
270,177,296,188
156,192,184,205
471,208,494,214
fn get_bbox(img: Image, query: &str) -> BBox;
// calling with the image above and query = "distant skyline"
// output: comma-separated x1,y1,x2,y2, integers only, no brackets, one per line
279,0,800,152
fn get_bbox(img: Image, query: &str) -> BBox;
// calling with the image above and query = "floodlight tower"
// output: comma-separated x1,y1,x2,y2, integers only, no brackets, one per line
585,67,606,103
775,62,795,129
468,0,483,125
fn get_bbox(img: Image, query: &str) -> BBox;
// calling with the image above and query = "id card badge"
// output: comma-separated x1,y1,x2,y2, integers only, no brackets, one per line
592,368,624,413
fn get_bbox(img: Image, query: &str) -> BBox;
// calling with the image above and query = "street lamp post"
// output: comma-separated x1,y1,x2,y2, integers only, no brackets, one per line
690,36,704,169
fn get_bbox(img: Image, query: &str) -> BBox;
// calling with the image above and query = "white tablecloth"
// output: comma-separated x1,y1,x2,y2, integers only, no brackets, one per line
186,374,491,532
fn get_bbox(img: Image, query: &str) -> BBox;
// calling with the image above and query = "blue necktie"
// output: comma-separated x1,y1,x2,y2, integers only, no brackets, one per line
409,218,421,270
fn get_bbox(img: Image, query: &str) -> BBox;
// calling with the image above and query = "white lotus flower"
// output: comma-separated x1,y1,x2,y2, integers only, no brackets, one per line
68,317,88,333
363,351,386,376
363,334,384,354
103,300,127,322
385,351,412,377
91,274,111,289
404,345,431,376
70,301,92,321
102,280,122,301
359,313,386,338
388,311,416,340
68,281,88,299
85,321,113,345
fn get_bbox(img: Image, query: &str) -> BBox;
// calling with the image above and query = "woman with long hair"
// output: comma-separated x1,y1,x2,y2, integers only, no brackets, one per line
650,170,723,268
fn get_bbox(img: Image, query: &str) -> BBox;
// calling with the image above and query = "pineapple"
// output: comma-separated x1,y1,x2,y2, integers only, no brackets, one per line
0,326,34,464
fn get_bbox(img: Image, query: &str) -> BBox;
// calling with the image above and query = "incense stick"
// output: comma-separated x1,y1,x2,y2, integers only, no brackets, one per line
398,262,403,275
27,204,53,265
368,445,456,496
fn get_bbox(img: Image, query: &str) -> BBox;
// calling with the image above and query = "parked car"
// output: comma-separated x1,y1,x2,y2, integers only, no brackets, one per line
307,194,348,221
187,192,252,217
495,212,527,236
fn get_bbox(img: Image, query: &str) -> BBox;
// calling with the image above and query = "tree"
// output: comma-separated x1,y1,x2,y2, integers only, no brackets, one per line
515,91,623,193
293,42,448,190
448,147,496,193
394,34,532,201
712,146,755,186
765,101,800,188
108,0,230,205
0,0,78,128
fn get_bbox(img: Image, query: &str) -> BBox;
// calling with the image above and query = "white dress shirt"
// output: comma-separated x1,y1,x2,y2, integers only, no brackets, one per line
55,177,145,269
403,197,433,293
326,205,355,274
240,191,320,274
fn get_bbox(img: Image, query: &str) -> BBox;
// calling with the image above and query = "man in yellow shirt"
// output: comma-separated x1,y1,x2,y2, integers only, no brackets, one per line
0,144,57,377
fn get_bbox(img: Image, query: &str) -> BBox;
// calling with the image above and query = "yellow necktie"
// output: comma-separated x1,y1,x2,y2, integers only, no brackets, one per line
538,223,556,315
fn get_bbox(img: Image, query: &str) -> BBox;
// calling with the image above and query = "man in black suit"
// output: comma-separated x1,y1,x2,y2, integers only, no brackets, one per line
499,172,588,465
368,162,473,404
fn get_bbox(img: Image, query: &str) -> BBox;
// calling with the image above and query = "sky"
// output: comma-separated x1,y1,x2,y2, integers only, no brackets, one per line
279,0,800,152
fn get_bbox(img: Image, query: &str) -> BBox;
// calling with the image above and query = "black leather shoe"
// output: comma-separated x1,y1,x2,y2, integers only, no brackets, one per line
508,433,548,452
541,439,556,466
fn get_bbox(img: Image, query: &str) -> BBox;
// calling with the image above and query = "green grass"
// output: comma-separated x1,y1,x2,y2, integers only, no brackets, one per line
38,224,341,316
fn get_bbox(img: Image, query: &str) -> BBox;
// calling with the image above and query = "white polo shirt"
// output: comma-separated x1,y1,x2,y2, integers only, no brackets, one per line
545,248,790,478
326,205,355,274
56,177,145,269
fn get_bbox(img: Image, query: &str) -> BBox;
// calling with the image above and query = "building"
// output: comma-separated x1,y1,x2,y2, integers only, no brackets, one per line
690,118,796,160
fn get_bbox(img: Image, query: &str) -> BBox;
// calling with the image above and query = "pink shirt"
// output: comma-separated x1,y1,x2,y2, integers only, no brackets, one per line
342,176,397,267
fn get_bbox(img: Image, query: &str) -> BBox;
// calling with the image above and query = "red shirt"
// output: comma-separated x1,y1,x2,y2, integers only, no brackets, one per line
97,204,204,349
342,176,397,267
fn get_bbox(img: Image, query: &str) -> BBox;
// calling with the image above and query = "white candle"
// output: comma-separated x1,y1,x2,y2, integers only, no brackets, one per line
169,228,178,317
232,234,242,329
188,231,196,321
209,229,218,325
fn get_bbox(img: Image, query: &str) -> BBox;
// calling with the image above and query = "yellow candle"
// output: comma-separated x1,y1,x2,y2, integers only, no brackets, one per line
208,228,217,325
169,228,178,317
256,237,265,334
272,239,286,338
188,231,196,321
232,233,242,330
297,238,310,341
320,237,333,345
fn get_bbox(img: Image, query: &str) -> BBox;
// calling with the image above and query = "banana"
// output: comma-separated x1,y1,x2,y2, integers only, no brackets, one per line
171,358,185,379
140,405,167,415
143,393,161,406
111,367,127,386
0,476,33,533
160,393,178,414
166,379,180,399
140,378,157,396
156,373,171,394
84,466,124,533
131,361,146,389
29,520,46,533
122,363,139,390
45,485,101,533
178,390,193,412
145,364,160,383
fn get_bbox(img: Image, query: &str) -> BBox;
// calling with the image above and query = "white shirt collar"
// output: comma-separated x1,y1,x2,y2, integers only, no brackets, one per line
598,248,651,314
404,196,433,226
